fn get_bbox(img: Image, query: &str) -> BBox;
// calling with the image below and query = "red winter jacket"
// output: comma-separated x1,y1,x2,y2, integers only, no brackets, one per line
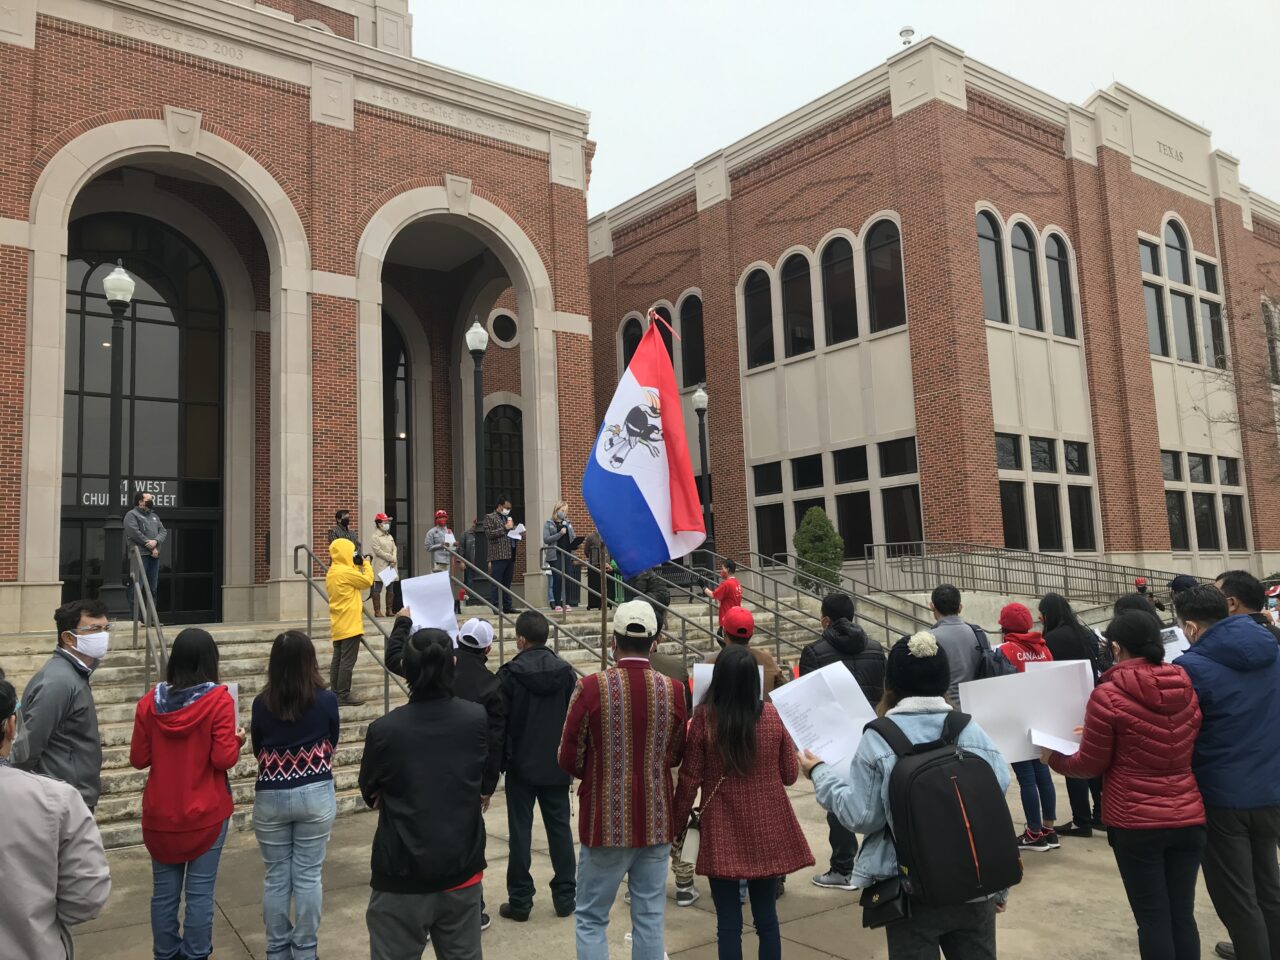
1048,659,1204,830
131,683,241,863
998,630,1052,671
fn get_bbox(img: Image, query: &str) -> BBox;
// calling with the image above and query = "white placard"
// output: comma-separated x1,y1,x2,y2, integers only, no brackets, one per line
1030,728,1080,756
958,660,1092,764
770,663,878,768
378,566,398,586
399,572,460,638
444,532,457,546
1161,626,1190,661
691,662,764,706
225,681,239,725
507,523,526,541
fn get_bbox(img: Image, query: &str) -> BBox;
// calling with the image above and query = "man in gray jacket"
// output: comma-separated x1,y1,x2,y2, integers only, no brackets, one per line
124,490,167,617
12,599,108,810
928,583,983,704
0,675,111,959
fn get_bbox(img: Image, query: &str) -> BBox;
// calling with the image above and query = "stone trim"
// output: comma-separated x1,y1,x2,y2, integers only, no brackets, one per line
0,218,28,248
311,63,354,129
1,0,37,47
312,270,358,299
548,312,591,338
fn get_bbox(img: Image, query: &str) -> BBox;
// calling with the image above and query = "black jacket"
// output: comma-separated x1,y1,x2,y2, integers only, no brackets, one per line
1249,612,1280,645
798,619,886,707
385,615,414,677
453,645,506,795
1044,623,1100,668
359,693,487,894
497,645,576,786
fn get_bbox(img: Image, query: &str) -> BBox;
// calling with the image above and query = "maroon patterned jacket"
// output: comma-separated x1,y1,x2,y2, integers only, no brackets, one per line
558,659,687,847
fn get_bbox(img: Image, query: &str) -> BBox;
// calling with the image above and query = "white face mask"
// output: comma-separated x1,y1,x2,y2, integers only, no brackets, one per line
72,630,110,661
499,509,510,517
378,522,389,532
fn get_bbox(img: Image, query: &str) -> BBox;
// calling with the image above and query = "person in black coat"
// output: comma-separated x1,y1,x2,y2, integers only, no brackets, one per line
360,627,487,960
798,592,886,890
451,618,506,803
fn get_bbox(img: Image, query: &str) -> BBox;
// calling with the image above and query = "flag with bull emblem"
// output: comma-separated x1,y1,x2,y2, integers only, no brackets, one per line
582,314,705,579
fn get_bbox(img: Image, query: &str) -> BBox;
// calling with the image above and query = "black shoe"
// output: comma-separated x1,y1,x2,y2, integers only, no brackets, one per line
480,912,491,931
1216,942,1236,960
338,694,366,706
1091,817,1107,832
775,876,786,899
554,899,576,917
1058,823,1094,838
499,902,530,922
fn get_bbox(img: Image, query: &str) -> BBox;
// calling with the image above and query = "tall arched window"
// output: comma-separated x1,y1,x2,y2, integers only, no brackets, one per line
1045,234,1076,338
620,316,643,371
1011,224,1042,331
743,269,774,369
680,295,706,387
484,405,524,526
654,305,674,361
977,212,1008,325
865,220,906,333
781,254,815,357
381,315,412,578
821,237,857,345
1164,222,1189,285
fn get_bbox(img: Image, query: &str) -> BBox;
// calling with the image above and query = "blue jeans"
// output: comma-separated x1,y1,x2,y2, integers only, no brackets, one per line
576,843,670,960
1012,759,1057,833
150,819,229,960
709,877,781,960
254,781,337,960
133,553,161,619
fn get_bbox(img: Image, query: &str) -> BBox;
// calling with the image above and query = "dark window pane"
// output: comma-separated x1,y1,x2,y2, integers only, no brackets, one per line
184,480,220,509
1162,450,1182,482
183,329,220,402
866,221,906,333
1200,301,1226,370
654,306,674,361
755,503,787,562
1068,486,1096,551
484,405,524,526
995,433,1022,470
878,437,917,477
744,270,775,368
1064,441,1089,476
836,491,873,561
621,318,643,370
1029,437,1056,472
1171,292,1198,363
81,396,110,476
82,314,130,395
1046,235,1075,338
184,406,219,478
1000,481,1028,550
175,526,216,573
1145,284,1168,357
833,446,868,484
134,322,180,399
1167,491,1189,551
133,401,178,477
781,255,815,358
793,498,826,530
679,296,705,387
1011,224,1042,332
1140,240,1160,275
1034,482,1064,551
1197,261,1218,293
1222,494,1247,551
977,213,1008,325
492,313,517,344
821,238,857,344
753,461,783,497
791,454,823,490
63,397,79,475
1192,492,1220,551
1187,453,1212,484
1268,303,1280,386
1219,457,1240,487
882,484,923,543
1164,222,1189,285
65,314,80,391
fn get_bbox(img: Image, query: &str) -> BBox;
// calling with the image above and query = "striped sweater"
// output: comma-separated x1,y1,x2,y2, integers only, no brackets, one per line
250,688,340,791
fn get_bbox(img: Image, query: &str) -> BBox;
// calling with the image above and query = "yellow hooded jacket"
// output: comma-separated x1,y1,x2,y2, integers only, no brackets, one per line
326,538,374,642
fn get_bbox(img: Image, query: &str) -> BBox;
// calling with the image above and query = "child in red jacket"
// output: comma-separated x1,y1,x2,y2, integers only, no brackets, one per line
131,628,245,960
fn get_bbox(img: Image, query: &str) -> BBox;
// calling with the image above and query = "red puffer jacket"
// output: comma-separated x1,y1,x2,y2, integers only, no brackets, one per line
1048,658,1204,830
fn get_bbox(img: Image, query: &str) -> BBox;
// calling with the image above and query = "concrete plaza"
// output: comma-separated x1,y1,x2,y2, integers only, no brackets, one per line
76,778,1228,959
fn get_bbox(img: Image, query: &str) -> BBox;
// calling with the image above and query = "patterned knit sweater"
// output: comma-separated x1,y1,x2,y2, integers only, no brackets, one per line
250,688,340,791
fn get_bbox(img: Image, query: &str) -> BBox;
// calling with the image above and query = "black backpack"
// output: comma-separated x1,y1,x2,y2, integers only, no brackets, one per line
970,623,1016,680
865,713,1022,907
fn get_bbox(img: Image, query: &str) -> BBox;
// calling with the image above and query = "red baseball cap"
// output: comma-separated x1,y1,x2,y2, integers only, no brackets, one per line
1267,585,1280,598
1135,577,1147,587
374,512,392,523
722,606,755,640
435,509,449,520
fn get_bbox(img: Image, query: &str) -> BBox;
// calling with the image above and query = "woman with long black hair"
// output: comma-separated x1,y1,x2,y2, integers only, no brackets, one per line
672,645,813,960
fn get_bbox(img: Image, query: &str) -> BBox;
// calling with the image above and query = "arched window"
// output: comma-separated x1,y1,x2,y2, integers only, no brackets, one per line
1011,224,1042,332
484,404,524,526
743,269,775,368
1045,234,1076,338
781,254,815,357
821,237,857,345
1164,222,1189,285
865,220,906,333
654,305,674,361
620,316,643,371
381,315,412,579
977,212,1008,325
680,295,706,387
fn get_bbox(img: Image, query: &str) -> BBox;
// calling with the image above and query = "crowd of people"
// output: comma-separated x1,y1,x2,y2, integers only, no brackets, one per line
1,559,1279,960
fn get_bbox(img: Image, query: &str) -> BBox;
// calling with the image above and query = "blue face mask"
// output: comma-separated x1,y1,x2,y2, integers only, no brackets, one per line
555,512,566,521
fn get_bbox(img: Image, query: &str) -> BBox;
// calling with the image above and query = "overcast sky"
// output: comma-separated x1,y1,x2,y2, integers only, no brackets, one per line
408,0,1280,217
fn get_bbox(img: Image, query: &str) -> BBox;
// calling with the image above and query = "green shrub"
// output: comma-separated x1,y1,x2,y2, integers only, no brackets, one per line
793,506,844,592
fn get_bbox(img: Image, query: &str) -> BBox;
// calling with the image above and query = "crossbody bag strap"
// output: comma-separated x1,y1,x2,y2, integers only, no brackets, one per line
698,774,727,812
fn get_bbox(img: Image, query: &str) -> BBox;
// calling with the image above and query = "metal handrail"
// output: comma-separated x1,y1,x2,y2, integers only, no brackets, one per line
293,544,409,713
129,545,167,695
756,549,934,622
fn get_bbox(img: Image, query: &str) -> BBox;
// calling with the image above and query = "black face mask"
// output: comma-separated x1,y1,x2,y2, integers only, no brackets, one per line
339,517,350,528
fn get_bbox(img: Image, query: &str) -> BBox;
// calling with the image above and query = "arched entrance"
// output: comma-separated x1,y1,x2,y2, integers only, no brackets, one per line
381,312,413,579
60,212,225,623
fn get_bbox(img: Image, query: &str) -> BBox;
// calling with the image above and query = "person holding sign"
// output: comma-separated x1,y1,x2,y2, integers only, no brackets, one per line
705,607,787,700
369,512,398,619
1042,610,1205,960
672,645,813,960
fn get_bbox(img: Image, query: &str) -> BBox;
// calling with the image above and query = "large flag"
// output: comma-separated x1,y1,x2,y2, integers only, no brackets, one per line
583,318,705,579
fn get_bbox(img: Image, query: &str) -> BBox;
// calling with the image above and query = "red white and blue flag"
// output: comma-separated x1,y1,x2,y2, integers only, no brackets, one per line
582,313,705,579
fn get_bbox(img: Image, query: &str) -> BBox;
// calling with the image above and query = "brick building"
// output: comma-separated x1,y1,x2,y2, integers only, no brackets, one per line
0,0,595,629
588,38,1280,583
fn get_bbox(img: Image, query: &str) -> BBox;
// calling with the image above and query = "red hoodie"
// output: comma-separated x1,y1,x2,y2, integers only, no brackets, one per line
131,683,240,863
997,602,1053,672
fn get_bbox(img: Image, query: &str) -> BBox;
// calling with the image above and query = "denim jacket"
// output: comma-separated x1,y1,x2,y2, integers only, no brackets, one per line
811,696,1012,901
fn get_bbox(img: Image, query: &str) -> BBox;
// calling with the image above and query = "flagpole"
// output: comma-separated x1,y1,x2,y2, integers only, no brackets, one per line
599,543,610,671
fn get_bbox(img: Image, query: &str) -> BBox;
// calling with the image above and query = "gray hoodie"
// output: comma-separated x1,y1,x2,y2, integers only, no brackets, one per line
124,505,167,552
12,650,102,810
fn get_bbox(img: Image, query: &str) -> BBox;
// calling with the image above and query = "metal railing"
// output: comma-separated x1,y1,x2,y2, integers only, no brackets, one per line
863,541,1200,604
753,548,935,625
293,545,409,714
129,545,167,695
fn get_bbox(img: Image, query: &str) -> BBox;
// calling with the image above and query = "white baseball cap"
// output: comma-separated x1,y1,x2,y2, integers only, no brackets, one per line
457,618,494,649
612,600,658,640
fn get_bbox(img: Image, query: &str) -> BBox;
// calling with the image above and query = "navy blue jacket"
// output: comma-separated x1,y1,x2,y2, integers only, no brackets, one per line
1176,614,1280,809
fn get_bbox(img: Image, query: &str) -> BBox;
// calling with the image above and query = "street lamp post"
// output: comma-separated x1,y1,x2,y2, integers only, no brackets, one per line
99,261,135,618
692,384,713,566
465,320,490,595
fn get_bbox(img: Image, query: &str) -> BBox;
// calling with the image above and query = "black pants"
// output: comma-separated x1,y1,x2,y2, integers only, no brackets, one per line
1202,805,1280,960
828,811,858,876
708,877,780,960
1108,825,1206,960
490,558,515,612
1066,776,1102,827
884,898,997,960
505,775,576,911
586,566,602,609
329,636,361,698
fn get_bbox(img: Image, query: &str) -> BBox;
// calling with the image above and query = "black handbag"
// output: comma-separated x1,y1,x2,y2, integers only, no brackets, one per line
860,874,910,928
